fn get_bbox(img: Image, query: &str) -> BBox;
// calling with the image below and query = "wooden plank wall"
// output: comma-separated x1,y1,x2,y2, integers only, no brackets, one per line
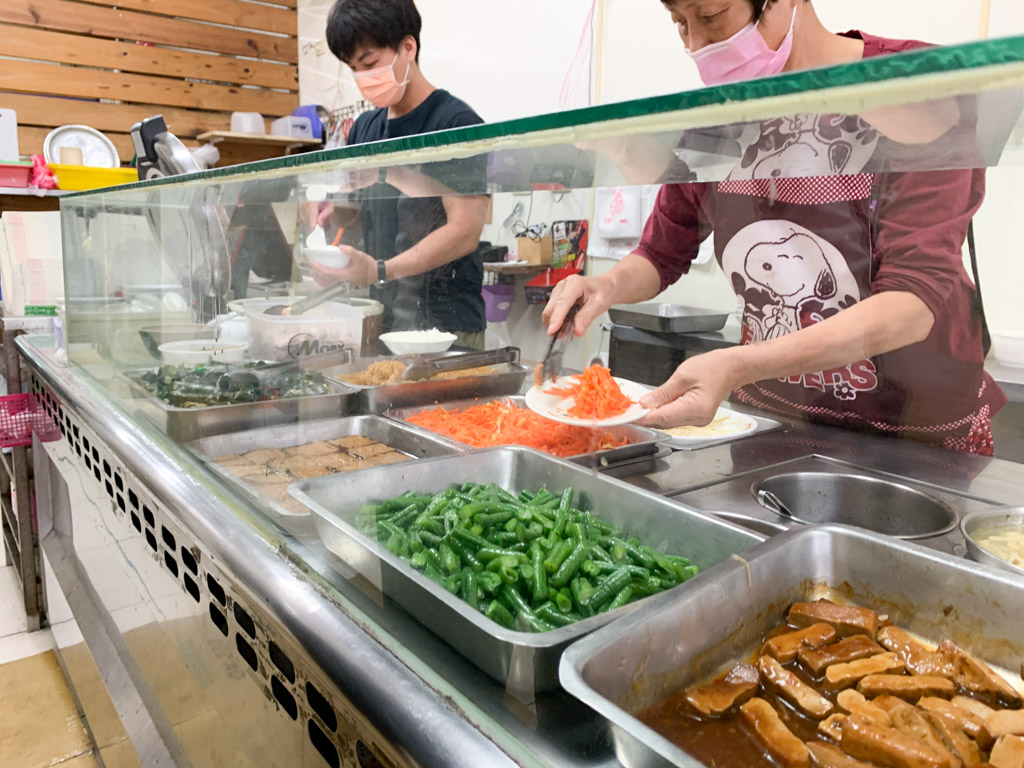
0,0,299,164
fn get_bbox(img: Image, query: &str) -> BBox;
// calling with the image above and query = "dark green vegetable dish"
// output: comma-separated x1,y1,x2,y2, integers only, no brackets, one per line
359,481,699,633
136,363,333,408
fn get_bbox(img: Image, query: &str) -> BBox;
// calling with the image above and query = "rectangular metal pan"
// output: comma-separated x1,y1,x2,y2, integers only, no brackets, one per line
290,446,762,696
389,395,669,467
327,353,528,414
608,304,730,335
560,525,1024,768
118,368,357,443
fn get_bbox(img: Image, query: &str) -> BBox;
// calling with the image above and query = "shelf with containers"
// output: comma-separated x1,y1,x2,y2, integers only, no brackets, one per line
24,35,1024,768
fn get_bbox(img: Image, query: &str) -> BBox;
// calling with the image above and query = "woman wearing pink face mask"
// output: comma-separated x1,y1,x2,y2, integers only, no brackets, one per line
543,0,1006,456
317,0,490,349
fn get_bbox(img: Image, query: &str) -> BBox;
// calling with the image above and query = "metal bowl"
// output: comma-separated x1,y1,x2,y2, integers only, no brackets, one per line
752,472,958,539
960,508,1024,577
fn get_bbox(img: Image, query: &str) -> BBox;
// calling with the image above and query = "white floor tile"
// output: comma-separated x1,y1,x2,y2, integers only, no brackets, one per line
0,566,28,639
0,626,54,664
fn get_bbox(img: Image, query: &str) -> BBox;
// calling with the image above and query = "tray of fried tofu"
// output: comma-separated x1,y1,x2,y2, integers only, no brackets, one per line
561,524,1024,768
189,415,465,518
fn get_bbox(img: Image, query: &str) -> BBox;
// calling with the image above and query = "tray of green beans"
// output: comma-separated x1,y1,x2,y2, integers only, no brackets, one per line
291,446,762,693
359,482,700,633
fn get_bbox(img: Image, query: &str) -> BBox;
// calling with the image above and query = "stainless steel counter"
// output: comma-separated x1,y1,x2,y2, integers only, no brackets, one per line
17,333,1024,768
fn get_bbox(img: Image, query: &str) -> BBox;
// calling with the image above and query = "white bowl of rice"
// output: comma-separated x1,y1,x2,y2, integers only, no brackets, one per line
379,329,457,356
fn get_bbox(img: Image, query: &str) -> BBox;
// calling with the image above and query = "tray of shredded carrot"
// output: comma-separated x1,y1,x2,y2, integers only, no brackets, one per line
392,396,666,464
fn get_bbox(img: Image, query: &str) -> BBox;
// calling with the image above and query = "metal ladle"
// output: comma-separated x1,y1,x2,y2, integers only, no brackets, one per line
263,281,350,316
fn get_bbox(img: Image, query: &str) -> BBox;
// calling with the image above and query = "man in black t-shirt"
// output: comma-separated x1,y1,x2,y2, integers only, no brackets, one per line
315,0,489,348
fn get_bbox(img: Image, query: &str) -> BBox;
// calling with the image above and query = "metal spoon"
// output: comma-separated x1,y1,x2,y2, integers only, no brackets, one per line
263,281,350,316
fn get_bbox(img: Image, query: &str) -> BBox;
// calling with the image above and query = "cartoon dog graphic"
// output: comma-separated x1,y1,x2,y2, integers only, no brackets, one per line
743,230,837,339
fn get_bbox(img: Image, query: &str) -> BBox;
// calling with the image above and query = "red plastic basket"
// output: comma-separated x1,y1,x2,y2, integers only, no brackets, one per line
0,394,61,448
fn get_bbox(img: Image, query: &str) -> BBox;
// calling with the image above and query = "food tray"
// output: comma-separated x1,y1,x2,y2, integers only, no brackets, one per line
560,525,1024,768
608,304,730,335
188,415,465,523
290,446,762,695
389,395,669,467
326,353,528,414
661,407,782,452
118,369,357,443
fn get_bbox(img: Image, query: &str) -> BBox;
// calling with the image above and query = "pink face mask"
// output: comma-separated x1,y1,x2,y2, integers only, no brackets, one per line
687,8,796,86
353,51,411,108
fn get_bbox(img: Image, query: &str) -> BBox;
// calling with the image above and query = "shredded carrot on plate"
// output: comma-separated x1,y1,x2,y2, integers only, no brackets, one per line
544,365,634,420
405,399,628,458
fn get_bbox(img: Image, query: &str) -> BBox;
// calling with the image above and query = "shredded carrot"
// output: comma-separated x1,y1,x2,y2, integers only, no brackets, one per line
405,399,629,458
544,365,633,420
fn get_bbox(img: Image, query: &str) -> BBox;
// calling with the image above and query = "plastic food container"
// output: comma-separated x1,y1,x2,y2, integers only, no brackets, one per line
51,164,138,191
379,329,457,355
158,340,247,365
992,330,1024,367
245,300,363,362
0,161,32,188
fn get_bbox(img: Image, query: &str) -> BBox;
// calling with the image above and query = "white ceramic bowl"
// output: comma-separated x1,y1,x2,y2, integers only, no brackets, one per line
305,246,351,271
379,330,457,356
992,330,1024,368
158,340,247,366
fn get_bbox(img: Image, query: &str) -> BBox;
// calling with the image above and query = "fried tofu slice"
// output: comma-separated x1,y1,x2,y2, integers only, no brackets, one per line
858,675,956,702
919,697,991,746
991,735,1024,768
818,713,848,744
841,713,951,768
801,635,886,676
367,451,411,466
826,653,906,691
330,435,374,449
242,448,286,465
836,689,893,725
806,740,878,768
759,655,834,720
350,441,392,459
986,710,1024,740
763,623,838,663
740,697,811,768
952,696,998,722
921,711,984,767
683,662,760,718
879,627,957,679
938,641,1023,710
885,700,962,768
292,440,338,457
789,600,879,639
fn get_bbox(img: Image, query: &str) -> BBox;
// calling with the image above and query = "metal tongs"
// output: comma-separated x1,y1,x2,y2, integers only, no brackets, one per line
400,347,520,382
539,303,581,383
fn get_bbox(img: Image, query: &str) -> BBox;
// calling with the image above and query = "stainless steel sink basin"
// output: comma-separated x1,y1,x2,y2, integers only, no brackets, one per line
752,471,958,539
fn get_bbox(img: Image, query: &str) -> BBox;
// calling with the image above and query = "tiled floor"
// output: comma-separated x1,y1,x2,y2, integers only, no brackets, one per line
0,535,103,768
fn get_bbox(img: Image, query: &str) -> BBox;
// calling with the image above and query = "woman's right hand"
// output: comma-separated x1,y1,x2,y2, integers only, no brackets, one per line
541,273,614,338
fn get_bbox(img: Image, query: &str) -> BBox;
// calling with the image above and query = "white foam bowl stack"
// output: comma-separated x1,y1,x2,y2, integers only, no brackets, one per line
992,330,1024,368
379,330,457,356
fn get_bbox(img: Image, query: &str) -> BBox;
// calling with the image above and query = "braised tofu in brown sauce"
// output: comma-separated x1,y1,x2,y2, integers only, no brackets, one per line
637,599,1024,768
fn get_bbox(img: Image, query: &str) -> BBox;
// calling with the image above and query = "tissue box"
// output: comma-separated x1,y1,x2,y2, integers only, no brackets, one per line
516,235,552,265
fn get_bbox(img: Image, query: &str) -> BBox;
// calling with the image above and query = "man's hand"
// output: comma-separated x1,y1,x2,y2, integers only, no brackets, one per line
541,274,614,338
637,349,741,429
312,245,376,287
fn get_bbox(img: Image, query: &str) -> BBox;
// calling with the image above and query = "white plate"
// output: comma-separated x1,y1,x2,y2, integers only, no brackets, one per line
657,407,757,445
525,374,651,427
43,125,120,167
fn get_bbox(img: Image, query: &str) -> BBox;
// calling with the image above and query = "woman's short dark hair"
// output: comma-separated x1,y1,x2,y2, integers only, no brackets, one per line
326,0,422,65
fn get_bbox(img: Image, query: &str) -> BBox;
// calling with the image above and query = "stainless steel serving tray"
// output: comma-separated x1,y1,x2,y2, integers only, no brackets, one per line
118,368,357,443
290,446,762,696
560,525,1024,768
188,415,465,525
327,352,528,414
608,304,729,335
389,395,669,467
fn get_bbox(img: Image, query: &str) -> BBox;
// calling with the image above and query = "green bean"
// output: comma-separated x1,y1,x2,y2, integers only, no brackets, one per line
477,571,502,595
518,489,535,503
448,538,483,573
536,604,580,627
586,567,631,608
486,555,520,584
389,503,421,529
501,583,533,617
568,521,587,541
586,560,649,580
503,517,519,533
551,540,589,588
421,564,446,587
439,542,460,574
474,504,518,527
443,573,461,594
543,540,574,574
530,545,548,602
486,483,519,505
487,531,520,548
413,514,445,537
555,587,574,614
589,543,614,563
485,600,516,629
418,530,443,548
457,501,485,520
558,487,575,513
603,585,634,613
462,570,480,610
570,576,595,607
552,506,568,538
452,527,491,551
476,547,527,563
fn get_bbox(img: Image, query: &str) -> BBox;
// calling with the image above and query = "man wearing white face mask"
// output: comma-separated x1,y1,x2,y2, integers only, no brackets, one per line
318,0,489,349
543,0,1006,456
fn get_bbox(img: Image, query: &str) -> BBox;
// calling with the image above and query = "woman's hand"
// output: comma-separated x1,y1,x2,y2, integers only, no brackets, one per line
312,245,376,287
637,349,741,429
541,274,614,338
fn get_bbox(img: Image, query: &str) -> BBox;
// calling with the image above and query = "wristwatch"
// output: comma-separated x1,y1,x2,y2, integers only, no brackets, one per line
376,259,388,285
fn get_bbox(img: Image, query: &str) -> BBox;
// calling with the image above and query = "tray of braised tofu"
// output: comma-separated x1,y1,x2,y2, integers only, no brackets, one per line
561,525,1024,768
190,415,464,518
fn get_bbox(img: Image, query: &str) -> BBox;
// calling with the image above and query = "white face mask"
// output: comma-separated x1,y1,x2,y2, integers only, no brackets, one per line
353,51,411,108
687,7,797,86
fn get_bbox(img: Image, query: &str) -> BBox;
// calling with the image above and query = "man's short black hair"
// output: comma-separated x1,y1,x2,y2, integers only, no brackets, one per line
659,0,808,21
326,0,422,65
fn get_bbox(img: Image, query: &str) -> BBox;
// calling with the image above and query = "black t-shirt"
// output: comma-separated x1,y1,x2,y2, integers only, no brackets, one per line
348,90,487,333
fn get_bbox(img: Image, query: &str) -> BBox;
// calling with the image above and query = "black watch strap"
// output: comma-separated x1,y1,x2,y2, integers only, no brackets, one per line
376,259,387,285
